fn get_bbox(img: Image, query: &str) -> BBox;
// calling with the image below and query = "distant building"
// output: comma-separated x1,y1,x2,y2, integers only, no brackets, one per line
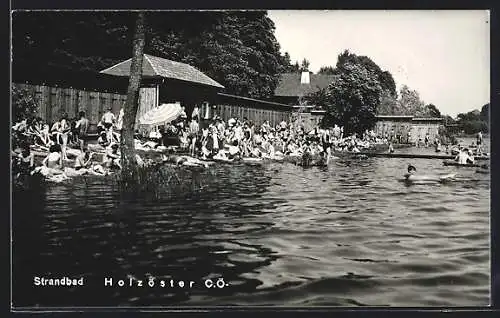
375,115,444,143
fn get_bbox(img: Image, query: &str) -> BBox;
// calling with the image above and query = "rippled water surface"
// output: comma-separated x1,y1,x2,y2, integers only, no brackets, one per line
13,141,490,307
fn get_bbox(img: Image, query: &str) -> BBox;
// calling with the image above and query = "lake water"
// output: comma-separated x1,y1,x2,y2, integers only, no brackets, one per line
12,139,490,307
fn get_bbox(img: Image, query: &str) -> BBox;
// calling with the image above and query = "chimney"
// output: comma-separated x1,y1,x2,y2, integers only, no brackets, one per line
300,71,310,84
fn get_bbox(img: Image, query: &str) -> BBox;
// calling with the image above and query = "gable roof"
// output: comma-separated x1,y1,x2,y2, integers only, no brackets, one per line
274,73,336,97
100,54,224,89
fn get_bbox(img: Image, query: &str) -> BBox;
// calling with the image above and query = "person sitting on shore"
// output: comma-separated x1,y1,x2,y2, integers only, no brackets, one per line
50,118,62,144
74,147,94,171
227,140,241,160
43,144,63,169
98,131,110,148
34,123,52,149
37,144,65,177
15,143,35,176
103,143,121,169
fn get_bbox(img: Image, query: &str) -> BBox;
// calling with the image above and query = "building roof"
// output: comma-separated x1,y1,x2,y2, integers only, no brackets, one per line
376,115,414,119
217,93,291,111
412,117,444,121
274,73,336,97
100,54,224,89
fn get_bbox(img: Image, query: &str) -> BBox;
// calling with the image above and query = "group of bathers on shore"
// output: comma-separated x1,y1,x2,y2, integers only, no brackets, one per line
12,106,391,181
14,105,486,183
12,107,123,181
133,105,387,165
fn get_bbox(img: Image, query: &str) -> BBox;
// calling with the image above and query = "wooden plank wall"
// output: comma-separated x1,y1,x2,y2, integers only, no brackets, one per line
13,83,157,131
212,104,291,127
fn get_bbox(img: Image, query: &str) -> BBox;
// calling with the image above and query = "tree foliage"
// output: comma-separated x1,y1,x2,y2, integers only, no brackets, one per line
12,85,39,123
335,50,397,97
377,91,400,115
318,66,336,74
299,58,310,72
480,103,489,121
377,84,442,118
425,104,441,118
13,11,289,99
397,85,425,116
455,106,489,134
307,62,384,134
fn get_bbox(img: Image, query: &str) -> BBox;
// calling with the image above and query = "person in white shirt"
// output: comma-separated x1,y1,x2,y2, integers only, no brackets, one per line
101,107,116,143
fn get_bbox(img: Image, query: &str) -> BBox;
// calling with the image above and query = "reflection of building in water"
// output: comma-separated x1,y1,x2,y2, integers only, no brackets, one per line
374,115,444,143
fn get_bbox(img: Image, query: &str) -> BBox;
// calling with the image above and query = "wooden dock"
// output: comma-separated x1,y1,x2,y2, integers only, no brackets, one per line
355,152,490,161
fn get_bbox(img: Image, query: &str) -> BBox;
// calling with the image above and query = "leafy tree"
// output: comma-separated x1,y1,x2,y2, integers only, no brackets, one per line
457,109,480,122
398,85,426,116
289,61,301,73
299,58,310,72
425,103,441,118
480,103,489,121
318,66,336,75
12,85,39,123
307,62,383,134
280,52,301,73
12,11,288,99
335,50,397,97
377,91,400,115
455,108,489,134
443,115,456,125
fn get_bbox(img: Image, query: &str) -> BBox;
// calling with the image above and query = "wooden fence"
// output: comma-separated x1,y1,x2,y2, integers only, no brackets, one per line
211,104,290,127
13,83,157,131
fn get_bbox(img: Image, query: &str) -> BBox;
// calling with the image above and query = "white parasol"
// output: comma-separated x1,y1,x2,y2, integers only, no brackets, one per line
138,102,182,126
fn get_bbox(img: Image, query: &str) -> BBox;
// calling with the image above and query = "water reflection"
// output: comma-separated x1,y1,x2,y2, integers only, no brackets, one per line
12,141,490,307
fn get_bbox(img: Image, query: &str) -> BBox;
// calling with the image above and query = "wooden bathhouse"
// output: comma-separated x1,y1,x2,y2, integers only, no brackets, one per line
13,54,294,130
374,115,444,143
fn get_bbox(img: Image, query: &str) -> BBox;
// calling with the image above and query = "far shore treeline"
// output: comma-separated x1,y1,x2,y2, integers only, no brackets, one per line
12,11,489,135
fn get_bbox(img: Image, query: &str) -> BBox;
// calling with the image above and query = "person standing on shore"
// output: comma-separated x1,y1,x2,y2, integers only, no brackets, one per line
189,115,200,156
75,111,89,153
101,107,116,144
476,131,483,155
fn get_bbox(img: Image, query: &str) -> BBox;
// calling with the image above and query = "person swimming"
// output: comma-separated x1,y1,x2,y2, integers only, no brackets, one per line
404,164,455,183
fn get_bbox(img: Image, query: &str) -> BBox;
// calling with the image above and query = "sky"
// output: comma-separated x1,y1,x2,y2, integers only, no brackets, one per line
267,10,490,117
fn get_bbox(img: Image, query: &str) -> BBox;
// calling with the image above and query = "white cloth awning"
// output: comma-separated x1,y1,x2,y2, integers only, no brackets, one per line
138,102,182,126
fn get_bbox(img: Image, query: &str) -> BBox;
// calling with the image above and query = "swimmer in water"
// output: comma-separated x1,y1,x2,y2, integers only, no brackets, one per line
404,164,417,179
404,164,455,183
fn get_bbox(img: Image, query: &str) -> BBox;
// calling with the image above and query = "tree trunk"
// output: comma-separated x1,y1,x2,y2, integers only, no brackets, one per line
121,12,146,184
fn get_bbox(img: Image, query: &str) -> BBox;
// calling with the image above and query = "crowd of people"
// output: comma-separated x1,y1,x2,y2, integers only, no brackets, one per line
138,108,388,166
12,105,488,182
12,107,123,180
